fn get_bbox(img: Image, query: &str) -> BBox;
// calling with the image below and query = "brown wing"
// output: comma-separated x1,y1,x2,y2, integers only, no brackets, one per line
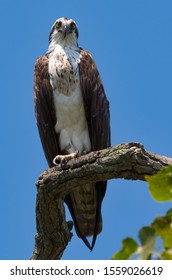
34,55,60,167
79,49,111,152
65,49,111,250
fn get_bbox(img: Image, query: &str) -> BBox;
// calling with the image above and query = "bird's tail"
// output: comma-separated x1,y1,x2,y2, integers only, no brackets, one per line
65,182,103,250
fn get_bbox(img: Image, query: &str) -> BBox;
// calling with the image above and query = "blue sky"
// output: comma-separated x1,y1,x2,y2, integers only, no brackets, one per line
0,0,172,260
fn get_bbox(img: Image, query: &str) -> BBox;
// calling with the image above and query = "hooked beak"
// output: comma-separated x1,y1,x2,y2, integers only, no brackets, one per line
59,25,70,38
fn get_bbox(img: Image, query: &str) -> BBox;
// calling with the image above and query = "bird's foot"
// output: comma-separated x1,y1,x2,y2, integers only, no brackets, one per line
53,150,79,167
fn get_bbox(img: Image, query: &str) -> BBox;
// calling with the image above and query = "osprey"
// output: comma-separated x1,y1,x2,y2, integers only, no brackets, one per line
34,17,110,250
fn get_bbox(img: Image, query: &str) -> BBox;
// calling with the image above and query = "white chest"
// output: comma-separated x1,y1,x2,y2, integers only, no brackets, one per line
48,45,91,155
48,46,81,96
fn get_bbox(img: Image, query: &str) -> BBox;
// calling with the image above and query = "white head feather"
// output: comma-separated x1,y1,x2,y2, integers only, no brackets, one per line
48,17,79,52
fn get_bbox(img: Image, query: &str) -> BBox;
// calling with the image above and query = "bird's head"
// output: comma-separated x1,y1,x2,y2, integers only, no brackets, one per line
49,17,79,48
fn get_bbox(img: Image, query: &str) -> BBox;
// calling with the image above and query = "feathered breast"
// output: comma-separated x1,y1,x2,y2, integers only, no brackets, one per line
48,46,81,96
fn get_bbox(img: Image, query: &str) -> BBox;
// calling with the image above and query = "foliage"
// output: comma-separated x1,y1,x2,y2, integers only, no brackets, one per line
112,238,138,260
112,166,172,260
146,166,172,202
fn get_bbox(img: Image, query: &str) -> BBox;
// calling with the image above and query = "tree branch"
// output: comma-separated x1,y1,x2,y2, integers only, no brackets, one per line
30,142,172,260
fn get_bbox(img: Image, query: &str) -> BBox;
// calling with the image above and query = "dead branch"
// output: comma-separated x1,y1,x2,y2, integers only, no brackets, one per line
31,142,172,260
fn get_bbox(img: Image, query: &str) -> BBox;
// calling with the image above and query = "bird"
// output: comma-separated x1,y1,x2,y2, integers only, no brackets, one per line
34,17,110,250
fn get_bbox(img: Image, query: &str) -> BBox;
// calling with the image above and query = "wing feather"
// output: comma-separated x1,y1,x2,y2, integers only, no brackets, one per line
34,55,60,167
79,49,111,151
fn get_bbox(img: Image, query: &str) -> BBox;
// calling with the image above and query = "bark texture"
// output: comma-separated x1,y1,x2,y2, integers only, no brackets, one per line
31,142,172,260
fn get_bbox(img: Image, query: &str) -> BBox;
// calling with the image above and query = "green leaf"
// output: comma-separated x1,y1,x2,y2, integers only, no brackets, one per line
161,250,172,260
151,209,172,248
166,208,172,215
138,226,157,259
112,238,138,260
145,166,172,202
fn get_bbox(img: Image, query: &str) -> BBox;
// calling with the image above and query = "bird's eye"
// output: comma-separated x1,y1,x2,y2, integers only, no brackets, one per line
70,22,76,29
55,21,62,28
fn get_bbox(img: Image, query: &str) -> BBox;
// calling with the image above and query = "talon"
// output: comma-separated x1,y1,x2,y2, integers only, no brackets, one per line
53,155,64,165
53,158,61,165
53,150,79,166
